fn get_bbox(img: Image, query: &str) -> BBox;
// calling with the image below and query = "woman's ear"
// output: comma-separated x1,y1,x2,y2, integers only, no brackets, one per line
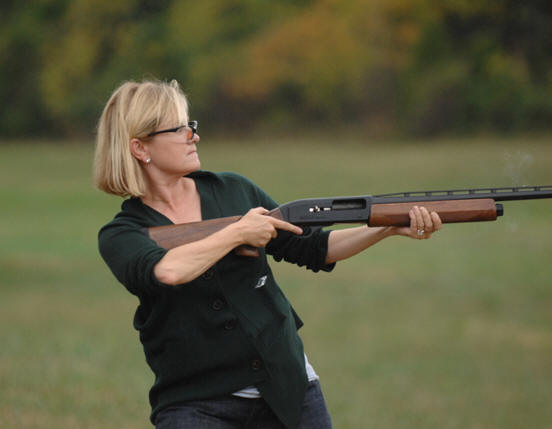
130,138,149,163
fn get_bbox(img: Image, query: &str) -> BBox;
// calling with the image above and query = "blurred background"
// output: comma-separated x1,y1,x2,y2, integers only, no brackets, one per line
3,0,552,139
1,1,551,428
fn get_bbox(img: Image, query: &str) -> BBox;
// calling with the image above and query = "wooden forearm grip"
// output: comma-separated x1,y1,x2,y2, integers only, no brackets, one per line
368,198,498,227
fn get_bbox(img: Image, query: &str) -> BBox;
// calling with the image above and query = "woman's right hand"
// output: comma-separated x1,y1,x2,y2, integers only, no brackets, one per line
154,207,302,286
234,207,303,248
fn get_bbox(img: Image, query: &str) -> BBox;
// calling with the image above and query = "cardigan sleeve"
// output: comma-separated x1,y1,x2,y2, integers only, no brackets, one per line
98,220,169,296
266,227,335,273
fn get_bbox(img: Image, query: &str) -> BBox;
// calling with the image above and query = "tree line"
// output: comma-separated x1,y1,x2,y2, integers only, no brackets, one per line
2,0,552,139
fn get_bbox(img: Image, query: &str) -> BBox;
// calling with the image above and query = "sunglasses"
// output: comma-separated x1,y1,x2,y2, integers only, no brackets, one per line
147,120,198,140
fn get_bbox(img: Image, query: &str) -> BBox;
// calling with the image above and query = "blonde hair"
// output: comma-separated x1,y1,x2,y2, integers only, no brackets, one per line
93,79,189,197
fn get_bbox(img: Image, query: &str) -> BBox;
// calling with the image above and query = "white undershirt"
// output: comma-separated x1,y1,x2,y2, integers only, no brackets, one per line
232,353,318,399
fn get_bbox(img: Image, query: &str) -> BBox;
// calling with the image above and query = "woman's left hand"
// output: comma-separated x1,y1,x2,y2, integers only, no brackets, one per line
394,206,443,240
325,205,443,263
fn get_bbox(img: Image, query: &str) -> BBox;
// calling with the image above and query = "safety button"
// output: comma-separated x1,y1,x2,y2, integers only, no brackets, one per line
224,319,238,330
212,299,224,311
251,359,262,371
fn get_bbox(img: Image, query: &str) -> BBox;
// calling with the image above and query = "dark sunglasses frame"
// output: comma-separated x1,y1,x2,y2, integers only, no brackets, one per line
147,120,198,139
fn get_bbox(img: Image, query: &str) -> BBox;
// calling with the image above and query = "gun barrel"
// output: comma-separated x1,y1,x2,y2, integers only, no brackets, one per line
373,185,552,204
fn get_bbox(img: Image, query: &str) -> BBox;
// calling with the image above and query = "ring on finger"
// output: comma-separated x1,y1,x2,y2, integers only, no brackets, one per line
417,229,425,236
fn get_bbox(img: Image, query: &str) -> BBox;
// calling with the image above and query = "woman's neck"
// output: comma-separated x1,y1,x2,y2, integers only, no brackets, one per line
141,176,202,223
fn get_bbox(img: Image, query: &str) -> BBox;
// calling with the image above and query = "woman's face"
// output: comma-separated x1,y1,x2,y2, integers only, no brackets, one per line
146,121,201,177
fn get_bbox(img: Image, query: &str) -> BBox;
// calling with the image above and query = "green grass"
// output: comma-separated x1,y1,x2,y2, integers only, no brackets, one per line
1,136,551,428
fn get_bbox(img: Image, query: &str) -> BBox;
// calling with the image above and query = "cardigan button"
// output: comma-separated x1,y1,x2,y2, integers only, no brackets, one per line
212,299,224,311
251,359,262,371
224,319,238,330
202,269,214,280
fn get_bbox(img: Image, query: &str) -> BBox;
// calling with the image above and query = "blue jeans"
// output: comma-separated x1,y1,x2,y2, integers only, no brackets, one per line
154,380,332,429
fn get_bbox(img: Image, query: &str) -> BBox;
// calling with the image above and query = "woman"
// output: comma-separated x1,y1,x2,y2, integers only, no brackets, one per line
94,79,441,429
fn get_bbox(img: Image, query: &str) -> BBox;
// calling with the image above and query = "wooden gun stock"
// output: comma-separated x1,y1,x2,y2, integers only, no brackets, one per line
145,208,284,257
368,198,499,226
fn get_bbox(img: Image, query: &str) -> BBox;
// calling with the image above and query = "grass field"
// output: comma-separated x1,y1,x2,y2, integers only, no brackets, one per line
1,136,551,428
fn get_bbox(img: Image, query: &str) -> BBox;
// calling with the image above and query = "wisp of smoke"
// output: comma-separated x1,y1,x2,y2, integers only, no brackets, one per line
503,151,535,187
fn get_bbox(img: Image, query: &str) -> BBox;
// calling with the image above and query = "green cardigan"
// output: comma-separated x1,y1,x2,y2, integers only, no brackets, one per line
98,171,334,428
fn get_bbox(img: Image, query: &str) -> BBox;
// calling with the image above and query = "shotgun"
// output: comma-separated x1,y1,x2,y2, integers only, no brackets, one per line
144,185,552,256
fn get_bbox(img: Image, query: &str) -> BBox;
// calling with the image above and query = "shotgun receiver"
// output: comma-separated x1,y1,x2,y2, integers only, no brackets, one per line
145,185,552,256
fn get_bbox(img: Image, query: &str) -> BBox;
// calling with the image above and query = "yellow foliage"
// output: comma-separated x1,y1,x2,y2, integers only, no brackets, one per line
223,0,422,112
39,0,138,119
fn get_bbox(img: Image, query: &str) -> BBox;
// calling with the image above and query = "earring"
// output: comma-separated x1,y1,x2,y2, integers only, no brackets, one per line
146,158,151,164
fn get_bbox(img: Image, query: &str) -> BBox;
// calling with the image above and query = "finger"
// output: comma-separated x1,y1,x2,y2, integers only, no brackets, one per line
408,207,418,232
420,206,434,232
248,206,269,215
409,207,418,235
414,206,424,230
412,206,425,239
271,218,303,235
263,222,277,238
430,212,442,230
